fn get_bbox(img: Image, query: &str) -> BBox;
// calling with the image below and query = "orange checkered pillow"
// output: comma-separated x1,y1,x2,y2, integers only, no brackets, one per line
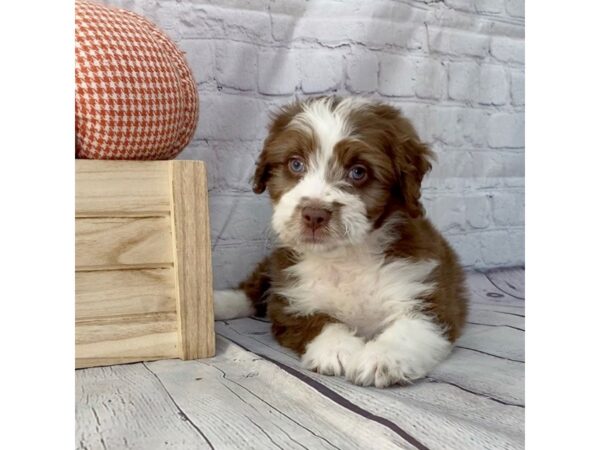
75,0,199,160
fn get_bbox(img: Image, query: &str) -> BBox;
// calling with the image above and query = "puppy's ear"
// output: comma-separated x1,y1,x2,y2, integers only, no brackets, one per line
394,135,434,218
252,150,269,194
373,104,434,218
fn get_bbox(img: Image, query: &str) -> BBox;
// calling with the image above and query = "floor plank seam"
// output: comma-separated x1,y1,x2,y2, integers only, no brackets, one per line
455,346,524,363
198,359,342,450
218,332,430,450
425,377,524,408
141,362,215,450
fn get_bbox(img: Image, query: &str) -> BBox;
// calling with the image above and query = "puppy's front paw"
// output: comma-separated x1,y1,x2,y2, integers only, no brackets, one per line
301,324,365,376
346,342,425,388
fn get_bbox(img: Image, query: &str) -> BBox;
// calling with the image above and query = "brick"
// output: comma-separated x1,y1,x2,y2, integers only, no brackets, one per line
491,37,525,64
480,229,524,266
178,39,214,84
415,59,447,100
178,5,226,39
218,8,272,43
258,50,300,95
397,103,432,142
144,0,179,32
215,42,258,91
431,107,489,147
178,3,271,42
471,151,524,178
474,0,503,14
478,64,508,105
428,150,474,179
505,0,525,18
196,95,269,140
428,28,490,57
488,112,525,148
510,70,525,106
448,62,479,102
423,195,466,232
211,141,264,192
298,51,343,94
378,54,417,97
491,192,525,226
346,50,379,93
447,234,483,267
209,194,273,243
466,195,492,229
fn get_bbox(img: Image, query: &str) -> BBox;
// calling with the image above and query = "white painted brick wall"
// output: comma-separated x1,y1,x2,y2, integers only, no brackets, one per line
103,0,525,289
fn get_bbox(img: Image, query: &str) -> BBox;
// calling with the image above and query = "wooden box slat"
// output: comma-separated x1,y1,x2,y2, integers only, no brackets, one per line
75,160,214,369
76,217,173,271
170,161,215,360
76,269,176,321
76,160,171,217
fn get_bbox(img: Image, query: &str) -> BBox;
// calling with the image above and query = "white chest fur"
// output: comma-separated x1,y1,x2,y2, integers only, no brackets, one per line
277,247,437,338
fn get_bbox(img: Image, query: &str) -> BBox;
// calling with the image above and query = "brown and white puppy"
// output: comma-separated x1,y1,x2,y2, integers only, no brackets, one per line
214,97,468,388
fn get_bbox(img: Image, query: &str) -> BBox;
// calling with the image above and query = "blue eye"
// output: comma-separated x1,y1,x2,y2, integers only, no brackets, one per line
288,157,305,174
348,164,367,183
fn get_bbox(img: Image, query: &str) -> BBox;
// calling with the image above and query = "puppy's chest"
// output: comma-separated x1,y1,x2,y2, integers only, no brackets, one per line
280,254,428,337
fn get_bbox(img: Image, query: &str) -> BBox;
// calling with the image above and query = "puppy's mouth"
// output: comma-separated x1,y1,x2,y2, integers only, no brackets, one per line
299,227,330,244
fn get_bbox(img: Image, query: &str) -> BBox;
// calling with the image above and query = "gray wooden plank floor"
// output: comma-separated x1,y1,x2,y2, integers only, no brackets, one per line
77,268,525,450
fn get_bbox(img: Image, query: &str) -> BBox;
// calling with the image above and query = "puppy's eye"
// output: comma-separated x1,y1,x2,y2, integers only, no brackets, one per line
348,164,368,184
288,157,306,174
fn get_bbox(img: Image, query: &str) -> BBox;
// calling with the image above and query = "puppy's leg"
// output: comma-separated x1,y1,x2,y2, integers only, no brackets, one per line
346,316,451,388
214,256,271,320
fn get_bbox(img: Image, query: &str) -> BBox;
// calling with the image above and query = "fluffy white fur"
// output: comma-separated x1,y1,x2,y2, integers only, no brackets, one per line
345,317,451,387
301,323,365,376
213,289,254,320
278,239,438,338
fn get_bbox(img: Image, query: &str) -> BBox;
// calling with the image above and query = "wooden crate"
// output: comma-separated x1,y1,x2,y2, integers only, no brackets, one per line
75,160,215,368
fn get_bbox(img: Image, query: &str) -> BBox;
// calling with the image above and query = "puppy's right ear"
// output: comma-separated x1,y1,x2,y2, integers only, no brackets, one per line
252,149,269,194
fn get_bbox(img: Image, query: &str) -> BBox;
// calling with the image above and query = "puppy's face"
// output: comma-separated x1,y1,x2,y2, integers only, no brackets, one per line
253,97,433,252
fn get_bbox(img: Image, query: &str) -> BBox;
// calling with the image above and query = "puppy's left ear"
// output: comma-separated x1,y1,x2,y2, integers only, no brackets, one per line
394,135,434,218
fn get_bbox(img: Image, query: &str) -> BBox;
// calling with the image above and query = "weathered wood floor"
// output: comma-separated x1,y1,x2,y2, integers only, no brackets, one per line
76,268,525,450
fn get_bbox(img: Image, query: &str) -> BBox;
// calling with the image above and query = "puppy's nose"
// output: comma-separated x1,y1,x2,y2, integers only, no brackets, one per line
302,207,332,230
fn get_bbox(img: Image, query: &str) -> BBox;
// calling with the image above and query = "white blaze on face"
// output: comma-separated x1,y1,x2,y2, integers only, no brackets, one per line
271,98,372,249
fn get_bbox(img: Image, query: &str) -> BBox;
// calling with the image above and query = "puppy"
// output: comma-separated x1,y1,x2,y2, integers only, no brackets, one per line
215,97,468,388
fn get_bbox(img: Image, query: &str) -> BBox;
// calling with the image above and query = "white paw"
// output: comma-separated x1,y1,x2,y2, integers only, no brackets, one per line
345,342,428,388
213,289,254,320
301,324,365,376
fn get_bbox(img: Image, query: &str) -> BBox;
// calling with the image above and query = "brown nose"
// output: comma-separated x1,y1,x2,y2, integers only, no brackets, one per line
302,207,332,230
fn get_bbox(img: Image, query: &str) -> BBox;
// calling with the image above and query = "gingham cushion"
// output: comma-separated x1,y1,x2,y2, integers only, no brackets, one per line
75,0,199,159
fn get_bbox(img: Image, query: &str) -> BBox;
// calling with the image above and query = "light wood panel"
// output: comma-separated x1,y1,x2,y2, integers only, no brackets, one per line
76,160,171,217
170,161,215,360
75,217,173,271
76,315,179,369
76,268,176,321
